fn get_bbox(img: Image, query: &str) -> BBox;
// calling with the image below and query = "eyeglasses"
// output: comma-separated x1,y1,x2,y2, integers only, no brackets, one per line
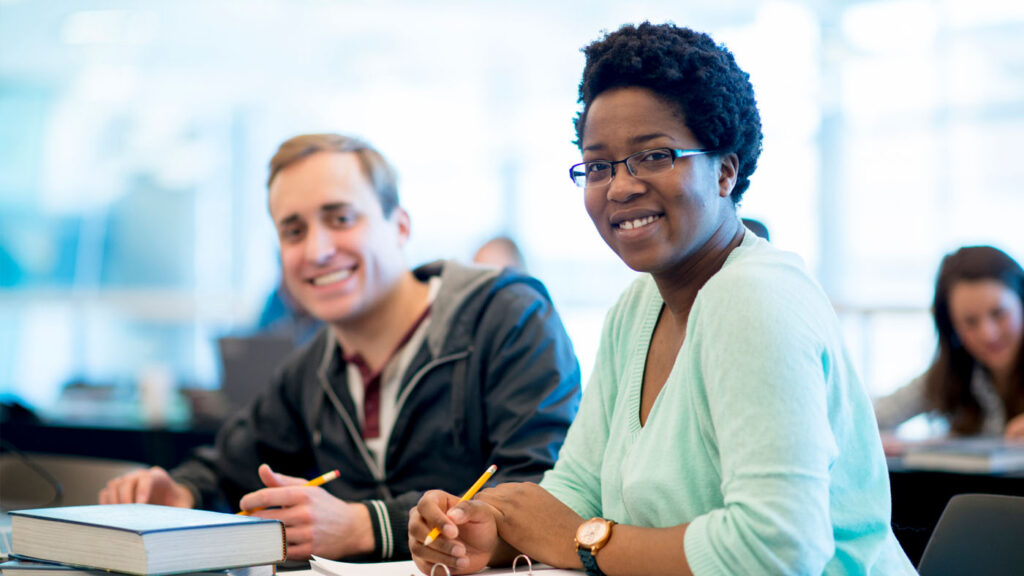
569,147,711,188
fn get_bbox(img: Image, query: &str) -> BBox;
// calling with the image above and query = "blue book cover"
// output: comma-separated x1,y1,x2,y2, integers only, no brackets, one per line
9,505,276,534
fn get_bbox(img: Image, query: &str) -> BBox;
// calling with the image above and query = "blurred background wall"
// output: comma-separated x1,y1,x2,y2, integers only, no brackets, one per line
2,0,1023,417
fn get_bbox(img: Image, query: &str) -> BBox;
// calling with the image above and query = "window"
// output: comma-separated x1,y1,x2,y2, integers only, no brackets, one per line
2,0,1023,414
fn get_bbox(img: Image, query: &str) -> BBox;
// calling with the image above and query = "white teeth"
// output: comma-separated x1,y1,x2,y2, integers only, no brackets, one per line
618,215,659,230
312,269,352,286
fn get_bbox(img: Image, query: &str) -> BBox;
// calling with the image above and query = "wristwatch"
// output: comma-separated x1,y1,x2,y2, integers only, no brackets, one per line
575,517,615,576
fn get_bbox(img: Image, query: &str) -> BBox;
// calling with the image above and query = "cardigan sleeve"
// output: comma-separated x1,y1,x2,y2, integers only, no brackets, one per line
539,287,630,520
682,264,841,575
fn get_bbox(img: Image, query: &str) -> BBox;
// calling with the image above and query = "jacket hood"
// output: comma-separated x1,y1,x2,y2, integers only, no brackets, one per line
413,260,502,359
313,259,547,372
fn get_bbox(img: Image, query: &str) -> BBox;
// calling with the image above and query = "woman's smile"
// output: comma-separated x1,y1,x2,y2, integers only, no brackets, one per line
614,214,663,231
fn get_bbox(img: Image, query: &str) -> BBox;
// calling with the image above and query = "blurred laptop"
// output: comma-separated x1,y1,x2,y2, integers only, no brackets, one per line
217,334,296,412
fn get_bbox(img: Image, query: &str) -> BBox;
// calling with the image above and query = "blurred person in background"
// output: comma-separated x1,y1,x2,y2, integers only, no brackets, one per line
472,235,526,272
875,245,1024,443
257,271,323,347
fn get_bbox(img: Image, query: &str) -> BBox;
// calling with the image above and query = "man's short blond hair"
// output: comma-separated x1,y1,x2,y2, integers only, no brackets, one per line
267,133,400,216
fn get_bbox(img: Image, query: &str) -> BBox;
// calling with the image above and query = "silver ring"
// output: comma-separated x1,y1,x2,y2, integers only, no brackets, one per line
512,554,533,575
430,564,452,576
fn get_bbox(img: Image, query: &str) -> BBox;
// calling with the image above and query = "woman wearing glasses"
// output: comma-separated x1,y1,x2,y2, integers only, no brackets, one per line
410,22,915,575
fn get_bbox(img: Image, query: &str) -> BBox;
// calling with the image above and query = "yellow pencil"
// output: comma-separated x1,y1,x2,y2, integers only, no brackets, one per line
423,464,497,546
237,469,341,516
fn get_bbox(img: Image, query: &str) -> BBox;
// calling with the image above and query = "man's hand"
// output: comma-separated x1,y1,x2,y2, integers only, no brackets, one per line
98,466,195,507
239,464,373,560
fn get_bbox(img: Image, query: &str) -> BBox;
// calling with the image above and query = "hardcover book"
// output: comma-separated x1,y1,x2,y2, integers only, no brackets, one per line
9,504,286,576
0,559,275,576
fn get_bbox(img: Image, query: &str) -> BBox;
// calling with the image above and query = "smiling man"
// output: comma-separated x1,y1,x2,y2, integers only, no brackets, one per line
99,133,581,562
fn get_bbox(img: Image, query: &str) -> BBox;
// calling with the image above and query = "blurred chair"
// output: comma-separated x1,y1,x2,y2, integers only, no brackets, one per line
217,333,296,414
916,493,1024,576
0,452,145,509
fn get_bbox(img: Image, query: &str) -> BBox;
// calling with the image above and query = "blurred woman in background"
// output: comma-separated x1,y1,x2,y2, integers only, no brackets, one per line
875,245,1024,439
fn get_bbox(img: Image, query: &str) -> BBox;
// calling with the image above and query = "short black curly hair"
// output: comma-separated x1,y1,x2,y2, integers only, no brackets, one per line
574,22,763,202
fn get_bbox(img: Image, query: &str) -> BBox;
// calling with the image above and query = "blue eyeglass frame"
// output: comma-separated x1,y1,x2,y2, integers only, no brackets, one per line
569,147,711,187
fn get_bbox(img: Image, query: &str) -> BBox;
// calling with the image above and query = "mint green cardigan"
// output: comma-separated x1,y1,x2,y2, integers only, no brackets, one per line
540,234,915,575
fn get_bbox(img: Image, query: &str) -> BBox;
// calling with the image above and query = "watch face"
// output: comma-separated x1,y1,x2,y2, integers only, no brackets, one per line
577,518,610,546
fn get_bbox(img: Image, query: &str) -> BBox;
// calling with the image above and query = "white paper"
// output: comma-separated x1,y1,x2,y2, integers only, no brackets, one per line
310,557,419,576
309,555,580,576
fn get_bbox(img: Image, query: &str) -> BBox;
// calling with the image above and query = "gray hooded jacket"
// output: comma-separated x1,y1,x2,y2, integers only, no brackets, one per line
172,260,581,560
